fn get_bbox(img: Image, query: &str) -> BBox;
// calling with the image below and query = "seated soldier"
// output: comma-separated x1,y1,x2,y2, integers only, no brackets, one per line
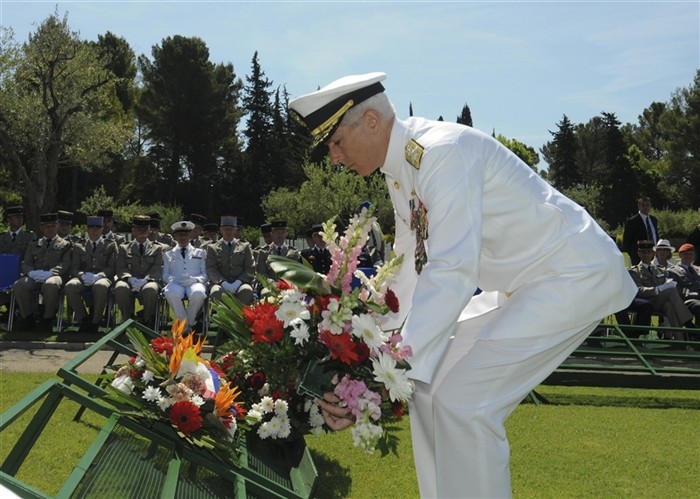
652,239,676,271
206,215,255,305
13,213,72,331
668,243,700,327
163,221,208,333
0,205,35,316
254,220,301,289
628,240,694,343
64,215,117,333
114,215,163,328
147,211,174,248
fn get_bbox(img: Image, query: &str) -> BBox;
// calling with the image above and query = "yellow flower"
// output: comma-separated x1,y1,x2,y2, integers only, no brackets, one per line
168,319,206,377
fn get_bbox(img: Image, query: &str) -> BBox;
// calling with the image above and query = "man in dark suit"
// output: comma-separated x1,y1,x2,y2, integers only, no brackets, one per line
623,197,659,265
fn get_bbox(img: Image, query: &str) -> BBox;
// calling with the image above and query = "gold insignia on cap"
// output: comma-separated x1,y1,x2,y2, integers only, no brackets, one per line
405,139,424,170
311,99,355,145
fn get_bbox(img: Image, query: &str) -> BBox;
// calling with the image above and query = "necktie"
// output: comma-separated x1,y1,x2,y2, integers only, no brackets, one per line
277,246,282,256
227,242,233,249
645,217,653,241
11,232,16,243
181,247,186,259
139,243,144,256
92,241,97,253
45,238,51,249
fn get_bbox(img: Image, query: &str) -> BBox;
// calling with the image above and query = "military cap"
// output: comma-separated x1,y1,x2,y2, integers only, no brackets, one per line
260,223,272,234
147,211,161,220
636,240,654,251
132,215,151,228
204,222,218,232
86,216,104,227
57,210,74,223
171,221,195,233
189,213,207,226
220,215,238,227
288,72,387,150
4,205,23,217
271,220,287,230
40,213,58,224
97,209,114,219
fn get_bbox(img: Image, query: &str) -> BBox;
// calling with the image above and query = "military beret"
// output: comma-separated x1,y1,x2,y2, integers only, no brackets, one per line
678,243,695,253
5,205,23,217
288,72,387,150
86,215,104,227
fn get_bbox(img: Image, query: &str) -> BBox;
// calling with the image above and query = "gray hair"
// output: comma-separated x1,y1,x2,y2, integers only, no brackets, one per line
341,92,396,128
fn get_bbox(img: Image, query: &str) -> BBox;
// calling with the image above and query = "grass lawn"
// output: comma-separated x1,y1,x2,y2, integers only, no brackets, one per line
1,371,698,498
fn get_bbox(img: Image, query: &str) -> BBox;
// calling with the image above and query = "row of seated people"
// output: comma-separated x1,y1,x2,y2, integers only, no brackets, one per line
614,239,700,348
4,211,333,334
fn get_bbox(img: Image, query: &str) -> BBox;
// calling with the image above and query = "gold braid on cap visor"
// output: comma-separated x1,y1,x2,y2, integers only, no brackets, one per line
310,99,355,145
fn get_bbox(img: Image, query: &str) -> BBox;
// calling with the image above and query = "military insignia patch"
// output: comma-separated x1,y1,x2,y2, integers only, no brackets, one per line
405,139,424,170
409,197,429,274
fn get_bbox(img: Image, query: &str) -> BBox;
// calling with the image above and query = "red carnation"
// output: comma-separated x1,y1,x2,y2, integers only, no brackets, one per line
169,401,203,436
320,331,359,365
385,289,400,313
247,372,266,390
352,341,370,365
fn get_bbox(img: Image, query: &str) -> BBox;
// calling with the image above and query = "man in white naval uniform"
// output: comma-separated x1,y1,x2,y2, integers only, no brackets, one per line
162,221,208,333
289,73,638,499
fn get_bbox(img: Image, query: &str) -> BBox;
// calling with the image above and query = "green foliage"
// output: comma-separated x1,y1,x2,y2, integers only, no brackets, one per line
262,158,393,239
654,208,700,239
496,134,540,171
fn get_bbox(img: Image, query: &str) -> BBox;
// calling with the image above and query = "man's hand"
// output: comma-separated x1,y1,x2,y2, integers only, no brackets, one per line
318,393,354,431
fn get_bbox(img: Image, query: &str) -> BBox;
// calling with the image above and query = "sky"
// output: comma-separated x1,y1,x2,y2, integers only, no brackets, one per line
1,0,699,170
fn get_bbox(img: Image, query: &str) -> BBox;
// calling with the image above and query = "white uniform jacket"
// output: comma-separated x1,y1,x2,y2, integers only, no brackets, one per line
163,244,208,287
380,117,638,384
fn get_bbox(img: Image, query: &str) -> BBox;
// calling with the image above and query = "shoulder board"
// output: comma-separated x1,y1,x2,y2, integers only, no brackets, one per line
405,139,424,170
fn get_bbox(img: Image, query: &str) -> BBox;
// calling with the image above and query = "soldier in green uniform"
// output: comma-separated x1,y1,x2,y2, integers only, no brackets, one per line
206,216,255,305
13,213,72,331
65,215,118,333
114,215,163,328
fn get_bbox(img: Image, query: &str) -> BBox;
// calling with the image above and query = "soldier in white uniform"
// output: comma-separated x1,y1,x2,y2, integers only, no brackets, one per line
162,221,208,333
289,73,638,499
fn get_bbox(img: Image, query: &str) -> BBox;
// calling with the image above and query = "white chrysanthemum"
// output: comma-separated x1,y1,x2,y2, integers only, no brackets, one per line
274,398,289,414
275,299,310,327
260,396,275,414
280,288,305,304
257,422,272,439
141,370,155,384
157,395,172,411
308,404,325,429
289,318,310,345
190,394,205,407
274,415,292,438
351,313,388,351
247,409,263,423
142,385,161,402
351,422,383,454
111,375,134,395
372,353,414,402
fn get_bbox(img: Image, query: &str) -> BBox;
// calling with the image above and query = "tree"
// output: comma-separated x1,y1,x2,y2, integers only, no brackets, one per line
495,134,540,171
262,159,393,240
137,35,242,213
0,12,132,230
544,115,580,190
456,103,473,127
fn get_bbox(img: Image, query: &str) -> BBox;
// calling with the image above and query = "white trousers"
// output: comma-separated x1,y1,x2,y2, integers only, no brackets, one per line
409,309,598,499
163,282,207,328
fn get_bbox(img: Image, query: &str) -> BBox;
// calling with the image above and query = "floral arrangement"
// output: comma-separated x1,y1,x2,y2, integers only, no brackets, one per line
106,319,246,466
212,207,413,455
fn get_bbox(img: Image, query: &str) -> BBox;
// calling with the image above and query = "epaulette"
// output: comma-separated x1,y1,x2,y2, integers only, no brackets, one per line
405,139,424,170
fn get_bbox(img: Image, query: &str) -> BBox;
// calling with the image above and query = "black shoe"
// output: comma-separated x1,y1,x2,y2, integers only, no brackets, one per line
14,315,35,332
37,317,54,331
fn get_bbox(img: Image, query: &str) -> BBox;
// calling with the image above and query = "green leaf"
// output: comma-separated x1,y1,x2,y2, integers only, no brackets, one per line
268,255,331,295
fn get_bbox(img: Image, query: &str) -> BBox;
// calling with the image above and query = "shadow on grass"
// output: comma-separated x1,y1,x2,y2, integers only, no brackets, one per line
522,389,700,410
307,448,352,499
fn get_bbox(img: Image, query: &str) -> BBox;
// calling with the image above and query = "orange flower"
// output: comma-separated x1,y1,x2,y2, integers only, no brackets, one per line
214,381,243,417
168,320,205,376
